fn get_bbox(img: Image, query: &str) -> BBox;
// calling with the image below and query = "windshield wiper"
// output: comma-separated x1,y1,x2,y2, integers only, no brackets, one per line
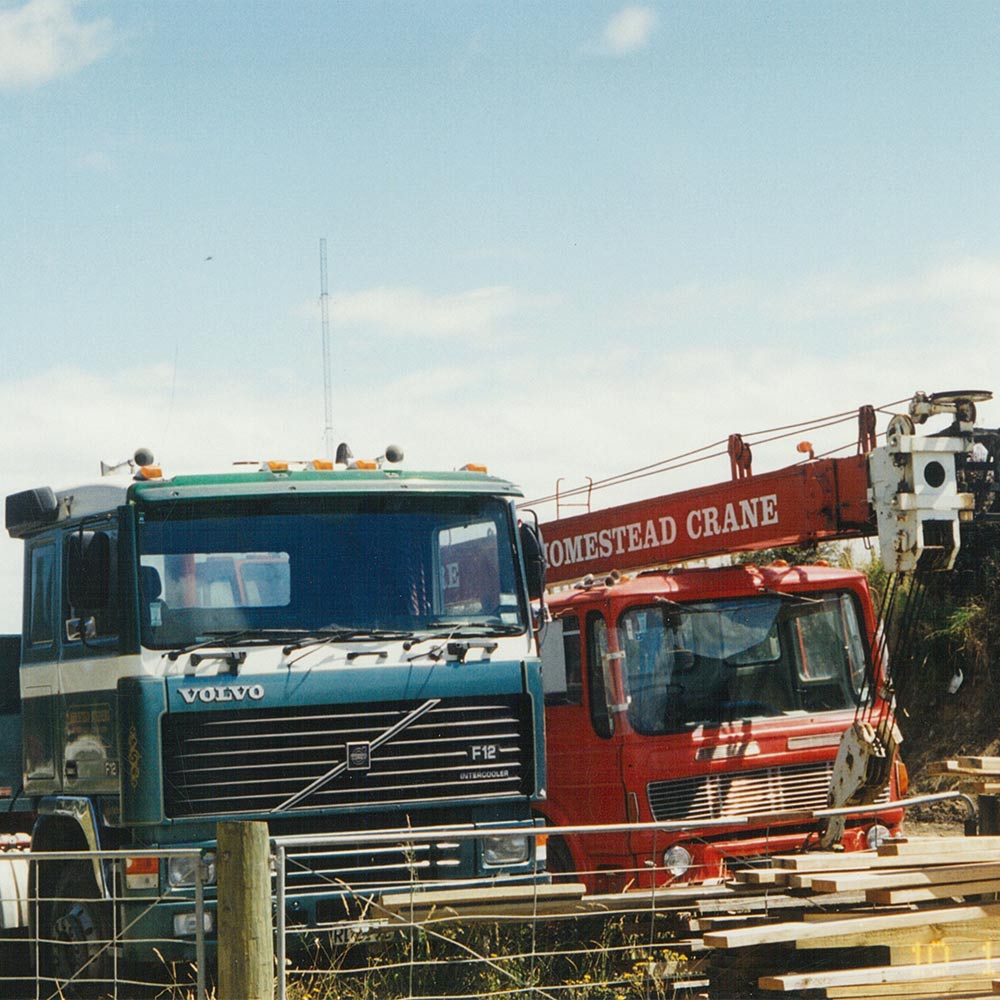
166,630,264,661
281,625,417,655
167,628,329,671
403,622,523,661
166,627,388,662
759,588,824,605
403,622,522,650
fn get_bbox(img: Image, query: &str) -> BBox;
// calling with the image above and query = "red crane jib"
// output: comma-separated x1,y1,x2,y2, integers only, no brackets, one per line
540,455,873,584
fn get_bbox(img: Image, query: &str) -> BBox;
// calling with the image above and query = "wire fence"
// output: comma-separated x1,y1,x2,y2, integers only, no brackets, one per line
0,830,707,1000
0,796,970,1000
0,845,208,1000
273,826,710,1000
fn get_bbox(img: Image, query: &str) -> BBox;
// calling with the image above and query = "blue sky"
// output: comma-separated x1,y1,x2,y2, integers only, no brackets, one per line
1,1,999,628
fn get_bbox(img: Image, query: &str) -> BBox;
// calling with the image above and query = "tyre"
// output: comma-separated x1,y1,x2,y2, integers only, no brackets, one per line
545,835,577,883
40,861,114,999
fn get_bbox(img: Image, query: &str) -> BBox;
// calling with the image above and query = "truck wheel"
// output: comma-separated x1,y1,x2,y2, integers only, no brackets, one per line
546,835,577,883
41,861,114,998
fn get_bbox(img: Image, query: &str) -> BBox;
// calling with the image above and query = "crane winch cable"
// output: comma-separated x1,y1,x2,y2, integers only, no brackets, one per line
852,567,934,793
525,396,913,509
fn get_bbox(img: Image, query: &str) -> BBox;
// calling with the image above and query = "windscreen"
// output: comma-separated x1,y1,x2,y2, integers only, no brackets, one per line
136,493,525,648
619,593,869,734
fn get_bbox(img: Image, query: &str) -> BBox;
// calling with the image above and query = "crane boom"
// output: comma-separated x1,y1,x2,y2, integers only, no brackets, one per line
541,391,986,586
542,455,871,584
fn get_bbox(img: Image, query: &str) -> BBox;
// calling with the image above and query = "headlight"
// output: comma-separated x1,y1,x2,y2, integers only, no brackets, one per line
482,834,530,867
663,845,693,878
173,910,214,937
168,852,217,888
866,824,892,850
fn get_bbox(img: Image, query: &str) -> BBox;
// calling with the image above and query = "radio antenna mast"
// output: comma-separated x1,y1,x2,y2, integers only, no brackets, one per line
319,237,334,458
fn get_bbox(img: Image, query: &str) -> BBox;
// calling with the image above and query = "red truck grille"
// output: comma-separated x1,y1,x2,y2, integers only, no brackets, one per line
161,695,532,819
647,761,890,823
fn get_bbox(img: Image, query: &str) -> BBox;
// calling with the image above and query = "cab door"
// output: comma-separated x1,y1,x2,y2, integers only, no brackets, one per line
57,519,123,793
20,536,59,794
541,603,629,877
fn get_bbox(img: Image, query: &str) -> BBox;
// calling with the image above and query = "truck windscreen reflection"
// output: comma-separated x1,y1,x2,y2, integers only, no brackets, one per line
137,495,524,648
619,593,869,733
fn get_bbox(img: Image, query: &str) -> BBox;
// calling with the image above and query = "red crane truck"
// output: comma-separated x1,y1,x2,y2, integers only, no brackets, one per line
534,391,987,891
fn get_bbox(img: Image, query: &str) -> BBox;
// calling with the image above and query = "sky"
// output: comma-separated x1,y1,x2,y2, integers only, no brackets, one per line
1,0,999,631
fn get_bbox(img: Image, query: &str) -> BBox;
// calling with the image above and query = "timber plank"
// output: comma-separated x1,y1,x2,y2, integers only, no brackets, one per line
772,852,880,871
735,868,786,885
759,957,1000,992
887,941,999,964
956,756,1000,772
822,980,995,998
695,890,866,914
788,868,924,890
866,877,1000,905
381,882,585,908
799,907,914,923
773,851,961,872
793,916,1000,950
810,862,1000,894
703,902,1000,949
379,882,591,920
928,761,1000,778
878,836,1000,857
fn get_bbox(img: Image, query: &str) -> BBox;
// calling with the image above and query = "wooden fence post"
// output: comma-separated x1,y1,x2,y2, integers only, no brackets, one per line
217,820,274,1000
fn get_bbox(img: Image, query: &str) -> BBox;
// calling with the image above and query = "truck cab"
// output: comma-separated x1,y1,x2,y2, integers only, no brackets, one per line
538,562,904,891
5,455,547,984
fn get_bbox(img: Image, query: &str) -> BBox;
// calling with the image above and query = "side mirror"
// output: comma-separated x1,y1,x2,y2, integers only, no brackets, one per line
519,521,547,601
67,531,112,611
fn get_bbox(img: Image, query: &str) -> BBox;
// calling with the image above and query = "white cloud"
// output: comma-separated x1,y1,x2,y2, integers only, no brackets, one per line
602,6,658,55
321,285,553,340
1,256,998,630
622,255,1000,344
921,256,1000,302
0,0,114,91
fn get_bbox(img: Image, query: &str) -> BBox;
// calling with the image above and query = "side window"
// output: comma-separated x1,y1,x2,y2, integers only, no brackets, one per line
27,541,57,650
562,616,582,704
620,606,669,734
64,525,120,649
587,611,613,739
540,615,582,706
841,594,869,696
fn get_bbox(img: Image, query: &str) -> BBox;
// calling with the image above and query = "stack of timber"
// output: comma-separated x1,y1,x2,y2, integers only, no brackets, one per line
688,833,1000,999
929,755,1000,796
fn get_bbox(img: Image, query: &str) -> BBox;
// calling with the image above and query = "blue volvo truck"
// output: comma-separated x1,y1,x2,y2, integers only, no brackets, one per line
1,448,547,987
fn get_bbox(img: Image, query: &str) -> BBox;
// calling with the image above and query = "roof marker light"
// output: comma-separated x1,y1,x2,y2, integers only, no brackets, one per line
265,461,289,473
310,459,334,470
136,466,163,480
462,463,488,473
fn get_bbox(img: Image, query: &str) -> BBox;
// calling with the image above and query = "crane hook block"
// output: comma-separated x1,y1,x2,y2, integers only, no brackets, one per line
867,413,976,574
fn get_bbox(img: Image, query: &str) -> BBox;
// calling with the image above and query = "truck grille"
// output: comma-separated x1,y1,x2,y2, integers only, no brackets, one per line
162,695,532,819
282,834,467,903
647,761,890,824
